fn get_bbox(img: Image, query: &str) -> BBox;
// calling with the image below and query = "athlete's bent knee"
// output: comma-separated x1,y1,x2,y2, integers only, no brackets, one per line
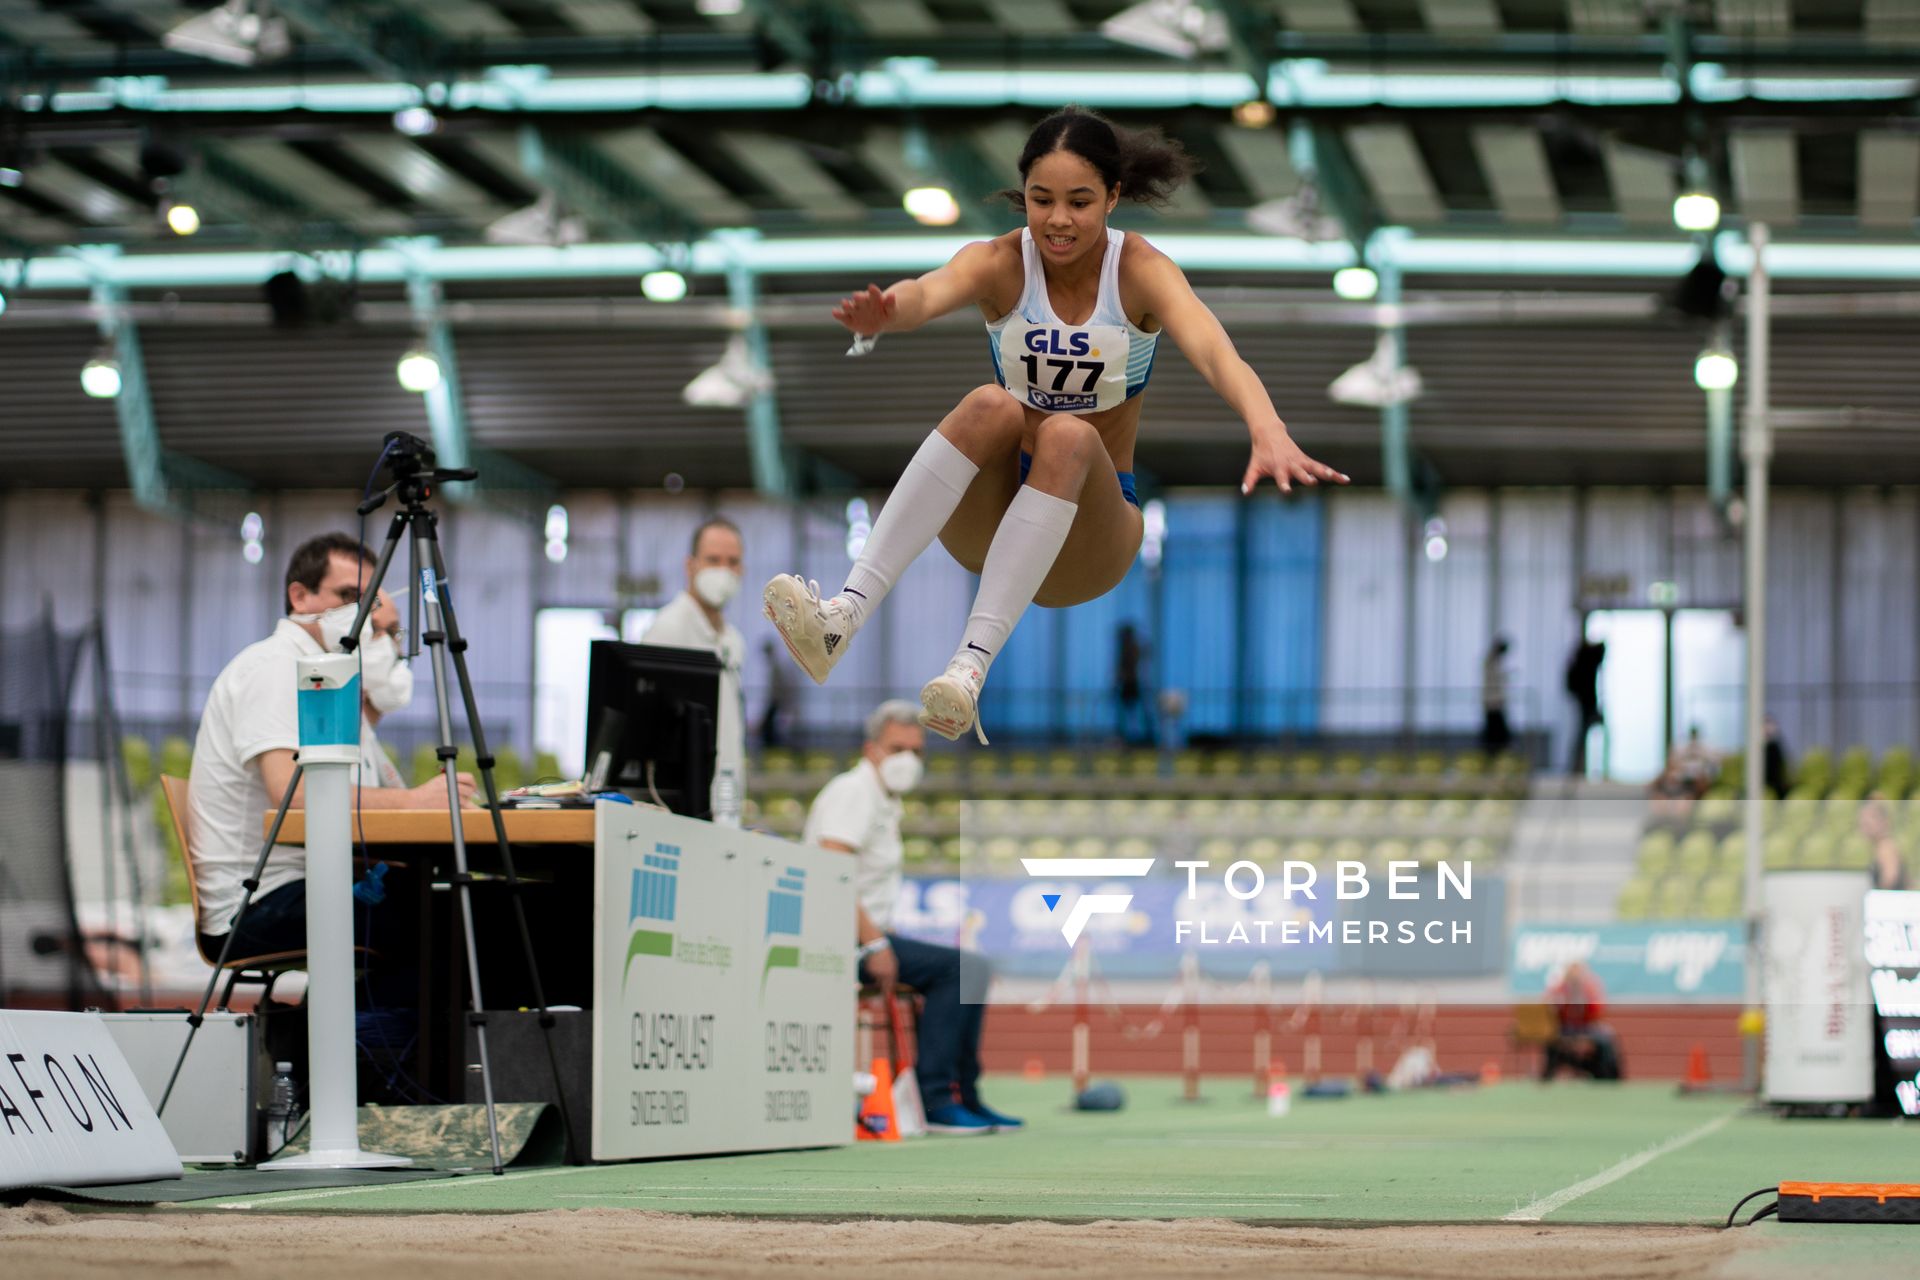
1033,412,1099,456
940,384,1024,455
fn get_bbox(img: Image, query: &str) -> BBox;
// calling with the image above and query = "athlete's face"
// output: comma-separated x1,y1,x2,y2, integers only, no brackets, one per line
1024,148,1119,269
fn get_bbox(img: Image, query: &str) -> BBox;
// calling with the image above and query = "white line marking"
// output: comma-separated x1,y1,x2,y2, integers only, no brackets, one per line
1020,858,1155,876
1502,1111,1736,1222
211,1165,584,1210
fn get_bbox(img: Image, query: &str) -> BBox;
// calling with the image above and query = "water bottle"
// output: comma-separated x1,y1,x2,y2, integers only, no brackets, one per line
714,766,742,828
266,1061,300,1152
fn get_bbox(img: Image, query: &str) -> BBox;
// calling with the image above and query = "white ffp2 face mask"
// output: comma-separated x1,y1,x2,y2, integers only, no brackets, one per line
694,566,741,609
290,601,362,653
877,751,924,795
360,632,414,714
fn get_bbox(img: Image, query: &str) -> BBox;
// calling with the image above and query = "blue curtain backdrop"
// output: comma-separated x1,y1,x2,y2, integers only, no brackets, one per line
979,493,1324,741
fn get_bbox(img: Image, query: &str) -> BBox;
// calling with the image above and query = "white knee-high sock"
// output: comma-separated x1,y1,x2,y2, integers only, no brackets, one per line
955,486,1078,675
840,431,979,631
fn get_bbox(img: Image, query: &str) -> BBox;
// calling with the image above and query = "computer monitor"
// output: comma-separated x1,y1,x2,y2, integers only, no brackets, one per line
583,641,720,819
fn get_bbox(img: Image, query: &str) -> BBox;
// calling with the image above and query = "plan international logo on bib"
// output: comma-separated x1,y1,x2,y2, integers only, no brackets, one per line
1021,857,1156,946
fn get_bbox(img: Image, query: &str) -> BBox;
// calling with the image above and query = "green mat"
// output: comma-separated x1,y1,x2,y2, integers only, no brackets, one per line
274,1101,567,1171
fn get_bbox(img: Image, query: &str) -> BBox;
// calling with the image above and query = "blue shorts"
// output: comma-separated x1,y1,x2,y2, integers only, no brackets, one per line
1019,451,1139,508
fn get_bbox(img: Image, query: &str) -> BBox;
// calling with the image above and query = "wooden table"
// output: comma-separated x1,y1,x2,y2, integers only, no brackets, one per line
265,804,597,1100
268,807,594,845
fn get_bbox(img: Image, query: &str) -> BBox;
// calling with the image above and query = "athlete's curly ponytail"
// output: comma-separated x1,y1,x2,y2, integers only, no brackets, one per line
1001,105,1198,209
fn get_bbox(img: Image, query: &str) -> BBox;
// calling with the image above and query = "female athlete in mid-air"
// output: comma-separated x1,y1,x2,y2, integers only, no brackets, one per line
764,106,1347,742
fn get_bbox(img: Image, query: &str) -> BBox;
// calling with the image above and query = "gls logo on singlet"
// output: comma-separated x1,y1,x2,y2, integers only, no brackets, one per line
1019,328,1106,412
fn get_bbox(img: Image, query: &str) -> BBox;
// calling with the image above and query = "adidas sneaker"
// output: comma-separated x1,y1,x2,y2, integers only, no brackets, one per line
920,656,989,745
762,574,855,685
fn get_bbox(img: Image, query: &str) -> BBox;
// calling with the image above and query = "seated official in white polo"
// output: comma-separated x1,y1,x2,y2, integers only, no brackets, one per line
186,532,474,958
803,699,1021,1136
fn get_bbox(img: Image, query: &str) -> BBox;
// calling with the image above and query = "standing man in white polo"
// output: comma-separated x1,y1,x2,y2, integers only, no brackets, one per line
803,700,1021,1135
643,516,749,823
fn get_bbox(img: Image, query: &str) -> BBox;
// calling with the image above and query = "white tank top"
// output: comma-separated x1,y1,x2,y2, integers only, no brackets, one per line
987,227,1160,415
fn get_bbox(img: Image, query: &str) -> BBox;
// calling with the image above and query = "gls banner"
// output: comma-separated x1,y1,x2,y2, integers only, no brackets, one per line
0,1010,182,1191
1509,923,1746,999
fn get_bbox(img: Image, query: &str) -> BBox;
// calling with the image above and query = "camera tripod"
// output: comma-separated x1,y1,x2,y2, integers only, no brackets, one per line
161,433,577,1173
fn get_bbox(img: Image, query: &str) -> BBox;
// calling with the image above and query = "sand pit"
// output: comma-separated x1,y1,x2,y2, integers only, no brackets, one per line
1,1204,1769,1280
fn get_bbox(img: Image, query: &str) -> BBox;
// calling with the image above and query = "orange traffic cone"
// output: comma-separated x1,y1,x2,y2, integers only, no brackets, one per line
1684,1043,1711,1090
857,1057,901,1142
1480,1059,1502,1085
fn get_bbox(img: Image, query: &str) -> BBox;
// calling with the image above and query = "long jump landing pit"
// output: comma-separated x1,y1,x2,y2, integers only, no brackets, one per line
7,1080,1917,1279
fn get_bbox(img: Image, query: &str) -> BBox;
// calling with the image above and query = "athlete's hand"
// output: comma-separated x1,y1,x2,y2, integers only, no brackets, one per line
831,284,897,336
1242,423,1348,496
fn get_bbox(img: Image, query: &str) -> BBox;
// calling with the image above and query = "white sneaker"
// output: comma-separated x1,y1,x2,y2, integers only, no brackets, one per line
920,658,989,745
762,574,855,685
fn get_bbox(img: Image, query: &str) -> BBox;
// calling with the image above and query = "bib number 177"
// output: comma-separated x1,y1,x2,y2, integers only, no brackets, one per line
1021,354,1101,394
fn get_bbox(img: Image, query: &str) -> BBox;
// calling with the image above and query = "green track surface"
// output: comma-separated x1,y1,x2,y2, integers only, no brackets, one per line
196,1077,1920,1235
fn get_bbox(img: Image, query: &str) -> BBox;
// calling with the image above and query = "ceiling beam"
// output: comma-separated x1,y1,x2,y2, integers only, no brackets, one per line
1345,124,1444,226
1730,131,1798,226
504,127,704,245
1471,125,1562,226
1858,131,1920,230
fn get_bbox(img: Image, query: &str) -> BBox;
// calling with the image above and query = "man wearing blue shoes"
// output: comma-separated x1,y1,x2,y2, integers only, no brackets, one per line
804,700,1023,1136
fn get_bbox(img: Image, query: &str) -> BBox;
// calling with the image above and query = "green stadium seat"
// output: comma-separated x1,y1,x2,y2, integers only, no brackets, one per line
1047,750,1080,778
1715,832,1749,871
1305,797,1346,825
1249,751,1286,777
1025,836,1068,862
1796,832,1837,869
1456,835,1495,865
1698,876,1742,919
1615,878,1654,920
1173,751,1206,777
1763,832,1796,869
1287,839,1327,865
1141,797,1180,824
1331,752,1366,779
1327,837,1369,866
1265,798,1303,826
1091,751,1123,778
1128,751,1160,778
1185,798,1227,826
1695,795,1736,827
926,752,960,776
1241,836,1285,863
1372,753,1406,778
903,837,937,865
1068,836,1109,862
1636,833,1675,878
1208,751,1246,777
1224,798,1264,827
1430,797,1471,828
1839,832,1873,869
1288,752,1325,780
801,749,837,774
939,836,969,865
1652,877,1695,920
761,748,797,774
1414,837,1452,866
1009,751,1043,777
967,753,1001,780
1197,836,1239,863
1451,752,1487,778
1388,797,1430,827
1677,830,1716,875
1113,836,1157,861
982,836,1023,866
1412,751,1446,778
1370,838,1412,867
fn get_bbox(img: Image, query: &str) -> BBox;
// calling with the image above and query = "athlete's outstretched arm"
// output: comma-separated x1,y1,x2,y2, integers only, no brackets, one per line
831,240,1006,336
1134,250,1350,496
